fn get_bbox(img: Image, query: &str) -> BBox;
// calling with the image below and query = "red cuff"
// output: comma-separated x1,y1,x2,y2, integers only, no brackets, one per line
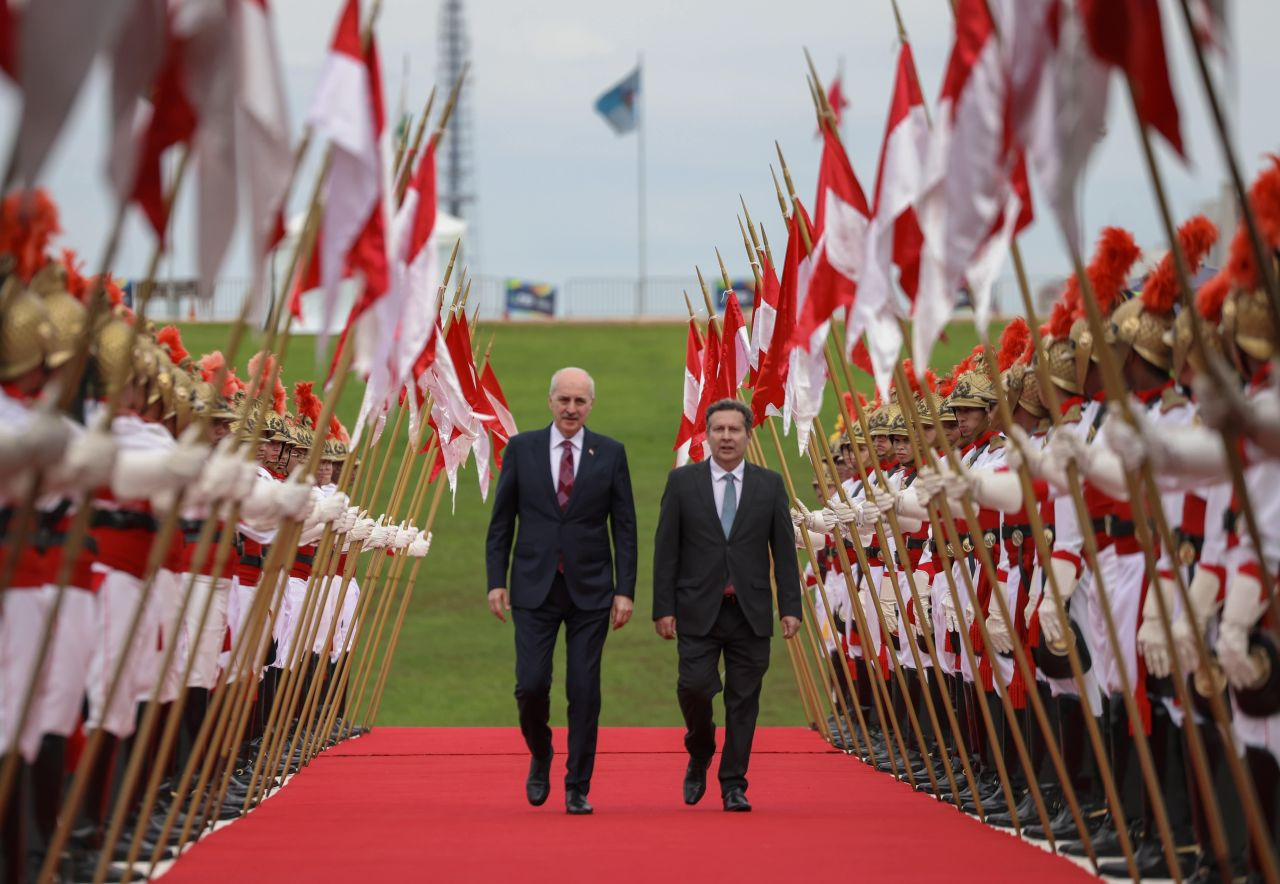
1051,550,1083,579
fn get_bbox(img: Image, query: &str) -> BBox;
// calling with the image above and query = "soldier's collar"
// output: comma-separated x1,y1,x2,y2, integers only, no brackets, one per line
1,381,33,402
1134,380,1174,405
1249,361,1273,390
1057,395,1084,415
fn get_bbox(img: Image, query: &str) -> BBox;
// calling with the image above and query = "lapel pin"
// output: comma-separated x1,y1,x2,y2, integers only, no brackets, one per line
588,448,595,456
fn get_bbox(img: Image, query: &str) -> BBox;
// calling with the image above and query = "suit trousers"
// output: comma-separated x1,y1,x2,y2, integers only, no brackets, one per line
512,573,611,793
676,597,771,795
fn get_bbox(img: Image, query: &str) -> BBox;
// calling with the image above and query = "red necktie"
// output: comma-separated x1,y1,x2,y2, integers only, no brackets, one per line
557,441,574,510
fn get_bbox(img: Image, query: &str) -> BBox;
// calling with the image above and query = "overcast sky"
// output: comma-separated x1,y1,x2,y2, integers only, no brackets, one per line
4,0,1279,304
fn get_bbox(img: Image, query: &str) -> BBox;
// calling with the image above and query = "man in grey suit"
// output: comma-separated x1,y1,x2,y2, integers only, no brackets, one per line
652,398,802,812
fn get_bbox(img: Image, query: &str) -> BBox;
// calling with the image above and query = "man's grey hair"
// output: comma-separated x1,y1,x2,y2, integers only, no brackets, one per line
549,367,596,399
705,398,752,431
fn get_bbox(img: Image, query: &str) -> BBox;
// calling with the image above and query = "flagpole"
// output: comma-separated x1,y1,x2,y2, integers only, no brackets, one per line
636,53,647,317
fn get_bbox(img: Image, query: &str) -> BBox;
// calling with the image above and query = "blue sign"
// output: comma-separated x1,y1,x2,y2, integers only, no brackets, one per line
505,280,557,318
714,278,756,311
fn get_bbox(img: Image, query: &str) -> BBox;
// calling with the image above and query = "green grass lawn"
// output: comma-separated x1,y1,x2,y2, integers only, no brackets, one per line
174,319,985,728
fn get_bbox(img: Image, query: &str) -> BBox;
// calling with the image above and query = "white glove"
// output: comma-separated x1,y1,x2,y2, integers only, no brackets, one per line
392,524,416,550
315,492,349,524
60,424,117,492
1136,576,1177,678
796,500,836,533
865,490,897,517
166,425,211,484
825,498,859,528
985,587,1014,654
793,524,826,549
1004,426,1041,474
1037,432,1083,494
364,522,392,550
334,506,358,535
407,530,432,558
914,467,947,502
1193,354,1251,433
1217,570,1269,689
193,437,244,504
1172,566,1223,676
937,469,972,505
878,594,899,637
851,500,883,530
941,590,960,635
1037,557,1081,646
1102,412,1150,472
906,579,930,637
22,409,71,470
348,515,375,543
275,478,315,522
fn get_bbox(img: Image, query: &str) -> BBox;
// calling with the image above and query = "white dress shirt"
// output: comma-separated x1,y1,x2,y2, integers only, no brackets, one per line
709,458,745,520
550,426,584,489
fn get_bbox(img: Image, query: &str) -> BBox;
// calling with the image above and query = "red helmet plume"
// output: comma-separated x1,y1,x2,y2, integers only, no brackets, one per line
156,326,190,365
996,318,1031,372
1142,215,1218,315
0,189,60,281
1196,269,1231,323
294,381,322,427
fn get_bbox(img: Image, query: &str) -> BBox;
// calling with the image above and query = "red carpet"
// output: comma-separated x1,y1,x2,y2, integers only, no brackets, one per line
161,727,1093,883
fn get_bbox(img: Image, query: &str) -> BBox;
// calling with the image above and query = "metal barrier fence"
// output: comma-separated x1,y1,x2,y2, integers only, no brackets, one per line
157,273,1062,325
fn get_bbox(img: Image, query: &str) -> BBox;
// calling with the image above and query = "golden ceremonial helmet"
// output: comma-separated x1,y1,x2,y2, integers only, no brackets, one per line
867,404,893,437
0,285,55,382
265,410,292,444
29,262,87,371
947,370,997,410
91,316,135,396
1223,287,1276,363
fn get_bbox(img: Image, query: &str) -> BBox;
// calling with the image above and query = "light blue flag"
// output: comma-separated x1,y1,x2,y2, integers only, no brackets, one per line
594,66,641,134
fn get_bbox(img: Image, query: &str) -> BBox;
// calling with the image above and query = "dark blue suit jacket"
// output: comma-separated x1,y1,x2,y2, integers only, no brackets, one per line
485,425,637,611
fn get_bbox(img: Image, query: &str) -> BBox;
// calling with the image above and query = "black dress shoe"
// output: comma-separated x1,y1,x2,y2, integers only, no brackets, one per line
1097,840,1199,879
722,788,752,812
526,753,552,807
1060,820,1129,858
684,757,711,805
565,789,593,815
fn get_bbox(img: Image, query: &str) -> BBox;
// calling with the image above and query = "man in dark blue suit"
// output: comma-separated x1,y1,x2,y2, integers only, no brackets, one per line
485,367,637,815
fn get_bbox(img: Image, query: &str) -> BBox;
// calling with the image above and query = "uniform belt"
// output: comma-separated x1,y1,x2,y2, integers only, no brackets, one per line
1,508,97,554
943,533,974,557
295,552,315,567
865,545,882,560
179,518,244,554
1002,523,1032,546
1091,514,1137,539
240,543,271,570
91,509,158,532
905,537,927,550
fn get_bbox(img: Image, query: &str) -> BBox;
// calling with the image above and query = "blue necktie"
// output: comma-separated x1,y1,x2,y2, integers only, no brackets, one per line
721,473,737,538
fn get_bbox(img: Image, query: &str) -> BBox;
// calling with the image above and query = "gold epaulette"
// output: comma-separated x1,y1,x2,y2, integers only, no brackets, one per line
1061,403,1083,424
1160,386,1190,414
988,434,1006,450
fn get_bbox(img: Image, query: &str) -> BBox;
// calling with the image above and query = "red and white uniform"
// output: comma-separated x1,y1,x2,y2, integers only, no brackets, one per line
0,389,96,761
85,410,172,737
